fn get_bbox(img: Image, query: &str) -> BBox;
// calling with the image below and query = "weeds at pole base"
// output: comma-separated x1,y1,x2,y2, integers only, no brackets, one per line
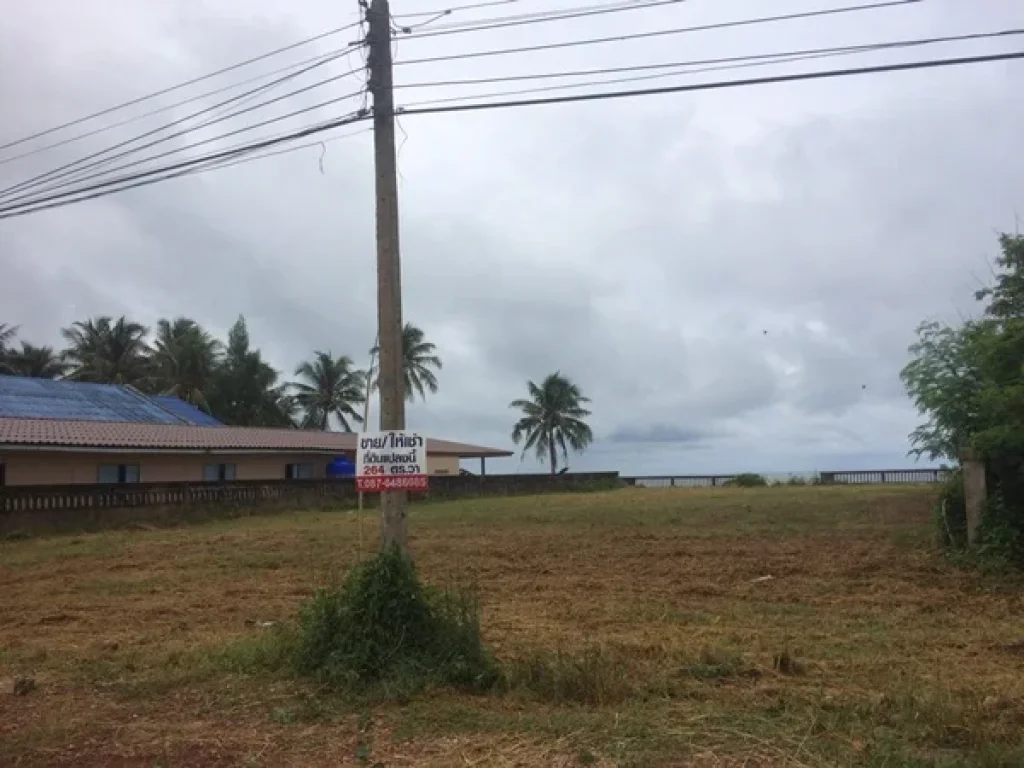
290,547,498,694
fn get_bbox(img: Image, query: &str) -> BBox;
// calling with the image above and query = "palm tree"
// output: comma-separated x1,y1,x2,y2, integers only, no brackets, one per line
292,351,366,431
0,323,18,374
369,323,443,402
510,372,594,475
151,317,222,411
6,342,68,379
61,316,151,387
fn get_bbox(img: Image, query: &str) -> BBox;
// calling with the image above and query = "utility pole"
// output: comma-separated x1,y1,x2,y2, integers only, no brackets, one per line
366,0,408,552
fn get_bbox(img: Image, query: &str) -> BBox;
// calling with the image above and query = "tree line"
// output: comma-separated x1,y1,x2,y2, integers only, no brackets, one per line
0,315,441,431
901,232,1024,565
1,315,594,473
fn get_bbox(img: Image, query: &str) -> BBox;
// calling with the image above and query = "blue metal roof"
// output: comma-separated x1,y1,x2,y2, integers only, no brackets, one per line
152,395,224,427
0,376,220,426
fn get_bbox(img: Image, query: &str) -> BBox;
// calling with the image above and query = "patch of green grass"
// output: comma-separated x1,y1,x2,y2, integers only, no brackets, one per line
681,646,751,681
502,647,634,704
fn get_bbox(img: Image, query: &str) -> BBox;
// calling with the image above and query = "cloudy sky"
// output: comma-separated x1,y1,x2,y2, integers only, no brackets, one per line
2,0,1023,475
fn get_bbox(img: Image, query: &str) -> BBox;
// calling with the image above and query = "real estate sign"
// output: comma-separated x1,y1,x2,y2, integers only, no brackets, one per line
356,431,428,492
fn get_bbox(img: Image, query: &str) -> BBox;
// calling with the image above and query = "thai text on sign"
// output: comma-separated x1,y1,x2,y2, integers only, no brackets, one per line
356,431,429,492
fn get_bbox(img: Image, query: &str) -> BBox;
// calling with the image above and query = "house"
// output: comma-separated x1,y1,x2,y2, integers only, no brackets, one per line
0,376,511,487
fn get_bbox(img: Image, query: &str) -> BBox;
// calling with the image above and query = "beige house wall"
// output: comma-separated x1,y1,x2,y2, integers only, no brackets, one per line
1,451,465,486
0,452,332,487
428,455,460,476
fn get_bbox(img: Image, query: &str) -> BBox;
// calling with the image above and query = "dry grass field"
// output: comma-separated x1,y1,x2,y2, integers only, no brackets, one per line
2,485,1024,767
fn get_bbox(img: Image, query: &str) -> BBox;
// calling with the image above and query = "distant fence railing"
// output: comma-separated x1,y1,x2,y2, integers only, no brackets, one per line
0,472,621,522
623,469,950,488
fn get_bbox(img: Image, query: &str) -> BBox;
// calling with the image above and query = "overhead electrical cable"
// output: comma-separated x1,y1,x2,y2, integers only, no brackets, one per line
0,47,357,167
0,21,363,153
398,48,900,108
395,0,921,65
0,90,367,208
403,0,660,31
0,49,364,200
392,0,520,19
393,28,1024,89
395,0,686,39
394,50,1024,116
0,112,372,220
3,50,1021,221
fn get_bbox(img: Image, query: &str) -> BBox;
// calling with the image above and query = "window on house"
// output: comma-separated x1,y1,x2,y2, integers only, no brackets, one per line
286,462,314,480
0,462,6,487
97,464,141,484
203,463,237,482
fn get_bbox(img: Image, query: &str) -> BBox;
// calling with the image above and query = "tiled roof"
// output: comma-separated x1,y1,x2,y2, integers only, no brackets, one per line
0,417,512,458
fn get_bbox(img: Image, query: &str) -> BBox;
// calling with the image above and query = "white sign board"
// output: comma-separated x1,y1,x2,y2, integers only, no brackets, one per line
356,431,428,492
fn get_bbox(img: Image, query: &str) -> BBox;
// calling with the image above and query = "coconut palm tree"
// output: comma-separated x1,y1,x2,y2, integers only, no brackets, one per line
292,351,366,431
150,317,223,411
5,342,68,379
510,372,594,475
61,316,151,387
369,323,443,402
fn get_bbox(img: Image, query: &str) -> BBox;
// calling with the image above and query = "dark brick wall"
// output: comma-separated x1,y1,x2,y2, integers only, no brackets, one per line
0,472,621,535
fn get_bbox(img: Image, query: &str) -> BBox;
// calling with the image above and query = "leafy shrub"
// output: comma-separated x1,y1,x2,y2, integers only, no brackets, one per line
729,473,768,488
292,547,496,693
976,490,1024,568
935,469,967,550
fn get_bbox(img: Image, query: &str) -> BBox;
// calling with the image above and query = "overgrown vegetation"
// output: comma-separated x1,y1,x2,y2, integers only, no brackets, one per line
728,472,768,487
289,548,496,694
902,233,1024,566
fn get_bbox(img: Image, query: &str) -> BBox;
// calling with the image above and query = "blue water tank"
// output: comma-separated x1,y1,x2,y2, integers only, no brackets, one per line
327,456,356,477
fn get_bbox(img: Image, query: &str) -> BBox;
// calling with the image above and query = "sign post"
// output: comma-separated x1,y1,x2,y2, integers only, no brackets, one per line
357,432,429,494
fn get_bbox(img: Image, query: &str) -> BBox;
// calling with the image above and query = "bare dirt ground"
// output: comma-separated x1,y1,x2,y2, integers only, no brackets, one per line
2,485,1023,766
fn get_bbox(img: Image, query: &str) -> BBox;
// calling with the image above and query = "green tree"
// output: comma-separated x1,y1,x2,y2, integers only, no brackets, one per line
369,323,443,402
60,316,151,387
151,317,222,411
5,342,68,379
901,233,1024,562
207,316,294,427
900,320,987,461
292,351,366,431
0,323,18,374
509,372,593,475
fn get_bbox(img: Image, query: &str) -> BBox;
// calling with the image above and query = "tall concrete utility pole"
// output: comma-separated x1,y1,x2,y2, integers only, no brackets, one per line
366,0,408,551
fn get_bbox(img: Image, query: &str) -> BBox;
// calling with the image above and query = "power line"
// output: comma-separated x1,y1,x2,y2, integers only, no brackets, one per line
0,48,353,167
392,0,519,19
394,50,1024,117
397,48,895,109
396,0,922,65
0,49,364,200
396,0,685,39
0,113,372,220
0,22,363,153
394,28,1024,89
4,49,1019,221
403,0,657,30
1,90,368,209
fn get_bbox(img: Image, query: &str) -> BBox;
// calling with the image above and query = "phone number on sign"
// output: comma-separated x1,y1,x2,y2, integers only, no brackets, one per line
357,475,429,492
